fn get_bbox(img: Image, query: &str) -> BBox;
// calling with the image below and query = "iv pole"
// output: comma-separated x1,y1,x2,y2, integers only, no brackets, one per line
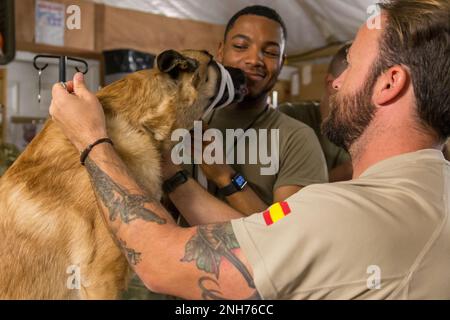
32,55,89,103
33,55,89,82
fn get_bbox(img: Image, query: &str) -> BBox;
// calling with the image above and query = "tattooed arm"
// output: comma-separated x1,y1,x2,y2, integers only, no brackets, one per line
50,73,261,299
84,144,260,299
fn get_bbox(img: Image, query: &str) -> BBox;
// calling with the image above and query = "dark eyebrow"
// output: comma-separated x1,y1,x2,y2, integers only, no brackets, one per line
231,34,281,48
265,41,281,49
231,34,251,42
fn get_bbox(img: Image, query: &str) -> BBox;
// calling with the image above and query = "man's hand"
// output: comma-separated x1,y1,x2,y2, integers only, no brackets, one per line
50,72,107,152
200,162,236,187
189,124,236,187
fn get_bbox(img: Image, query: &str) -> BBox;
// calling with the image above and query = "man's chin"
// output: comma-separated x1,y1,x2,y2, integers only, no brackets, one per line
322,116,349,151
241,93,265,104
242,86,271,101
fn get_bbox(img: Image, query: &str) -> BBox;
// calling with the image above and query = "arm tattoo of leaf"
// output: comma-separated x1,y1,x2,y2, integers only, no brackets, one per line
85,158,166,225
181,223,261,300
118,238,142,266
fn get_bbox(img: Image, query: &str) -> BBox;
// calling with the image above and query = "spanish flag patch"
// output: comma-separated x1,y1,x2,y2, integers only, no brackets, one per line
263,201,291,226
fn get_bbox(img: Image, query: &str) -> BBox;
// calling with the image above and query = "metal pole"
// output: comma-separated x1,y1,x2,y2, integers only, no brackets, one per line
59,56,67,82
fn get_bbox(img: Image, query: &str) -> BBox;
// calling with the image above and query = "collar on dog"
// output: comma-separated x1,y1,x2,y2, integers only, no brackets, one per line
202,62,235,120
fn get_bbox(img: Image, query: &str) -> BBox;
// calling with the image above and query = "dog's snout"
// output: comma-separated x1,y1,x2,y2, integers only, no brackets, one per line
224,66,248,103
225,67,246,90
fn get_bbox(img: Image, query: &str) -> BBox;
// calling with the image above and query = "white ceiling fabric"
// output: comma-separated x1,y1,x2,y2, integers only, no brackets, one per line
93,0,378,55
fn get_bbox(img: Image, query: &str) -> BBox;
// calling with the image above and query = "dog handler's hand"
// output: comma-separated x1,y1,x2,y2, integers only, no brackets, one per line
50,73,108,152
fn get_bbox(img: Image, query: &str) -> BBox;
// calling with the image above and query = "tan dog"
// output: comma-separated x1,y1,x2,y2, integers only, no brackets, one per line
0,50,246,299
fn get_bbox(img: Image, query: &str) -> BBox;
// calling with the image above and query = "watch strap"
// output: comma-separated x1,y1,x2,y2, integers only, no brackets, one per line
163,170,189,194
219,182,239,197
218,173,247,197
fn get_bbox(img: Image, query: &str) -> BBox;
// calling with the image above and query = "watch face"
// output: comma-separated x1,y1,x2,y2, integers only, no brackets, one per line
233,174,247,189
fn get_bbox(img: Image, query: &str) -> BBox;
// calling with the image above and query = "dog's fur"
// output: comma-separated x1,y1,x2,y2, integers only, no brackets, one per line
0,50,227,299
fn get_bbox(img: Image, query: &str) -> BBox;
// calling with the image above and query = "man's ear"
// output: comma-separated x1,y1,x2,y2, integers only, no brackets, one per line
156,50,198,78
373,65,408,106
216,42,224,63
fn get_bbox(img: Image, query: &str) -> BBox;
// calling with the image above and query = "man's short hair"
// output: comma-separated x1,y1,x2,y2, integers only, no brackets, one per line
328,43,352,79
377,0,450,141
224,5,287,42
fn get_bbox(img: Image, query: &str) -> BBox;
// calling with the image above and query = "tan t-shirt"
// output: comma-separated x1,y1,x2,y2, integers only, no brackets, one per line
232,149,450,299
185,105,328,205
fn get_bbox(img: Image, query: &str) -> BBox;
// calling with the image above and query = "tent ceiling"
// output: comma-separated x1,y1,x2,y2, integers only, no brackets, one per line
93,0,376,55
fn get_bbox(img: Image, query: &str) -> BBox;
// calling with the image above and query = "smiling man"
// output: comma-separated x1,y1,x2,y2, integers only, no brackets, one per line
50,0,449,299
162,6,328,218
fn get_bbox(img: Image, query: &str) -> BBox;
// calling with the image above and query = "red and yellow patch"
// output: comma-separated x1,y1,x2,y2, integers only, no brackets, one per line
263,201,291,226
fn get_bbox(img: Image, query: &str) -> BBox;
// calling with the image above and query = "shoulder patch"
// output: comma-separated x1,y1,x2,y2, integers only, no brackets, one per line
263,201,291,226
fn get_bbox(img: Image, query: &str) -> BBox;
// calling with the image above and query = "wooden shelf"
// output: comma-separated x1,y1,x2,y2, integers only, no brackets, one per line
16,41,102,61
11,115,48,124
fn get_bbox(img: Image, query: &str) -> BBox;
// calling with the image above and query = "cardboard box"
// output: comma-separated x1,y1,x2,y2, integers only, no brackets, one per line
270,79,291,105
293,63,328,101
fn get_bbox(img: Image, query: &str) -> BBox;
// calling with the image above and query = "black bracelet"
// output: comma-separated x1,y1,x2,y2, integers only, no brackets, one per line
80,138,114,166
162,170,190,194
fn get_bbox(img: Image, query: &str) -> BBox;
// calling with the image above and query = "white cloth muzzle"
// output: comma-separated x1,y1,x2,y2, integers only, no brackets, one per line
202,62,236,120
196,62,236,189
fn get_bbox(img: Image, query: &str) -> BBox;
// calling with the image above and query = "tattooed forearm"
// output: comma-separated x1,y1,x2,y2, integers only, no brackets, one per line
198,277,261,300
118,238,142,266
85,158,166,225
181,223,261,300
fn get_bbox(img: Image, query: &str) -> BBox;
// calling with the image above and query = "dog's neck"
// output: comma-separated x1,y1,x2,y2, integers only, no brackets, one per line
103,114,163,198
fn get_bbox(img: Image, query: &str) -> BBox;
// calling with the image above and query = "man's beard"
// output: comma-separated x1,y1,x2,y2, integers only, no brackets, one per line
242,89,269,103
321,65,381,151
241,76,277,104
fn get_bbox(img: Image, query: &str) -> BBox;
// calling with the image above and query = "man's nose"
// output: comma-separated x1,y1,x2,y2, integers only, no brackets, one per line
332,69,347,90
245,47,264,67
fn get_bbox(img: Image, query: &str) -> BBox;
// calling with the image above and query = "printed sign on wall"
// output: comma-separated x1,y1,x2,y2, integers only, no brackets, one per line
35,0,65,46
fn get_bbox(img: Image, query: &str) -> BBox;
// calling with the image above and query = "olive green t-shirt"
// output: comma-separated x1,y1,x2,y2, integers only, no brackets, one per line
278,102,350,171
186,105,328,205
232,149,450,299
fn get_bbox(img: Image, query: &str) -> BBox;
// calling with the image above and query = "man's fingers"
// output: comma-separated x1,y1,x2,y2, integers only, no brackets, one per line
73,72,89,95
51,82,69,99
50,81,77,117
65,80,74,93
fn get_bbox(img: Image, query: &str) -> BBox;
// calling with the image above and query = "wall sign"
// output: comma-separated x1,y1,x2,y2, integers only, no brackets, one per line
35,0,65,47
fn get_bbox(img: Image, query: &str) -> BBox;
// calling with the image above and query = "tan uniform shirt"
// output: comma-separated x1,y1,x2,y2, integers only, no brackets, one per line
232,149,450,299
185,106,328,205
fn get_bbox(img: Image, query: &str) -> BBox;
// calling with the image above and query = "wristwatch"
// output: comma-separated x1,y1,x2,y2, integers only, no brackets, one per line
218,173,248,197
163,170,190,194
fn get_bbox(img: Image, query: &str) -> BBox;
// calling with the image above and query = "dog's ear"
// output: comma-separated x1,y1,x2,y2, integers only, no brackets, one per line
156,50,199,79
